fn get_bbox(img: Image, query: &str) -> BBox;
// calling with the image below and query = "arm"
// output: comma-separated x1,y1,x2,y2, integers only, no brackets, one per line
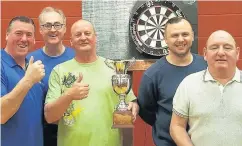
126,90,139,121
1,78,34,124
137,74,157,126
44,93,73,123
171,76,193,146
1,57,45,124
170,112,193,146
44,72,89,123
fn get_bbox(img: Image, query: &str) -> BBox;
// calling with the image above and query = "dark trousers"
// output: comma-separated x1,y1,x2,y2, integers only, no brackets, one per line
44,124,58,146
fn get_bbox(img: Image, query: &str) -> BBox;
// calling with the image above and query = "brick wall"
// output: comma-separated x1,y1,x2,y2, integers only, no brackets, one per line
198,1,242,69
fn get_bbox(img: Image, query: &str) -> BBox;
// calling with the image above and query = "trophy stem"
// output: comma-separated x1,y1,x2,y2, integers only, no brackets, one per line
116,94,128,111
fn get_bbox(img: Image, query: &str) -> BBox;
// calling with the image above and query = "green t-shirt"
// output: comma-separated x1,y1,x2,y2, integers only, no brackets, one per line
46,57,136,146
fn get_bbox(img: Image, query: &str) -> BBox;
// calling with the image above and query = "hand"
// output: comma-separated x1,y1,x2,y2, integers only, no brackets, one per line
128,101,139,122
25,56,45,84
65,73,89,101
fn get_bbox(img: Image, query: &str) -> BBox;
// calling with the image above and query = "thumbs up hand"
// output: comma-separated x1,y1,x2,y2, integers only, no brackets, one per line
24,56,45,84
74,73,83,83
65,73,89,101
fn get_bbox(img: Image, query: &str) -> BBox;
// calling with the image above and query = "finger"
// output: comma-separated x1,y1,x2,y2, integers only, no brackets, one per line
132,105,138,122
131,103,138,117
79,92,88,99
132,108,137,118
35,60,42,65
83,84,89,87
79,86,89,91
127,102,132,110
39,64,45,69
75,73,83,83
80,90,89,96
29,56,34,65
41,72,45,78
133,115,137,122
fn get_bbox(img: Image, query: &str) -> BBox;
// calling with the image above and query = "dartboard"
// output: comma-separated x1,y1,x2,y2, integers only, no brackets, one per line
130,0,186,56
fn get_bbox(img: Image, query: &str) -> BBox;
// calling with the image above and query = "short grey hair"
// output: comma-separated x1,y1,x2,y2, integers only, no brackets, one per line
38,7,66,25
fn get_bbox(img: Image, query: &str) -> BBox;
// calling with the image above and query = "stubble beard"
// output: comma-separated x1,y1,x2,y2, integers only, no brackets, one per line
170,47,191,58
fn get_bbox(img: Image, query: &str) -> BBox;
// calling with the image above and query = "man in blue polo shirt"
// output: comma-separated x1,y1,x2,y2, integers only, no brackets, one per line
27,7,75,146
1,16,45,146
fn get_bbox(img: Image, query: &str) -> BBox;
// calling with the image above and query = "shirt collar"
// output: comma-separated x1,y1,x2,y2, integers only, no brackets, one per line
204,67,241,82
1,49,28,68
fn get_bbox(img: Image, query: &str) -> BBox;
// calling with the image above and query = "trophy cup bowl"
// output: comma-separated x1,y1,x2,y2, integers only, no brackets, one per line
112,74,131,97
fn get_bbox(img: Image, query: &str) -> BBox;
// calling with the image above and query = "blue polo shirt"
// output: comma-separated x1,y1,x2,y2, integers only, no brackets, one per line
1,49,44,146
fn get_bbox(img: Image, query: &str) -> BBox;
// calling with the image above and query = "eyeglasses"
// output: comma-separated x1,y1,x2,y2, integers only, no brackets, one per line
41,22,65,30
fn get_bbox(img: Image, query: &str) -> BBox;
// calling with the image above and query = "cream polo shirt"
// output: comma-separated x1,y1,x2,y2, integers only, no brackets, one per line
173,68,242,146
204,68,241,94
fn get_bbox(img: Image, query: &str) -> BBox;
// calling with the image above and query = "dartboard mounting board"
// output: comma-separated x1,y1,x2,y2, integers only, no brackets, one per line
130,0,186,57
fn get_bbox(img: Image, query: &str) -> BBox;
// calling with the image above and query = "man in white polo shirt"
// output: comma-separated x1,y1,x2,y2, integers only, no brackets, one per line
170,30,241,146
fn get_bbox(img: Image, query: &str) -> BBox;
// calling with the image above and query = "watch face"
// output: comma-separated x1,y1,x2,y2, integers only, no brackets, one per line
130,0,186,56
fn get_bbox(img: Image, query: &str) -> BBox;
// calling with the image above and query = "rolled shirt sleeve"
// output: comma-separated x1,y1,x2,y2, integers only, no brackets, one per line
45,66,62,104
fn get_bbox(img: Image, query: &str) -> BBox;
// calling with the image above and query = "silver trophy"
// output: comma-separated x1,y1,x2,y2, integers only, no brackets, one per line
105,57,135,128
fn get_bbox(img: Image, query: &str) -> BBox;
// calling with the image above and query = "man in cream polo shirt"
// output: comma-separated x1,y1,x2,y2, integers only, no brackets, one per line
170,30,242,146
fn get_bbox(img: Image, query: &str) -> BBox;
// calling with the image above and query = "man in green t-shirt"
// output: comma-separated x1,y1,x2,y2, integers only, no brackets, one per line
44,19,139,146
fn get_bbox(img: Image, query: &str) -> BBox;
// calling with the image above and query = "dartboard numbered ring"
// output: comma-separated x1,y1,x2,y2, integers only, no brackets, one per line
130,0,186,56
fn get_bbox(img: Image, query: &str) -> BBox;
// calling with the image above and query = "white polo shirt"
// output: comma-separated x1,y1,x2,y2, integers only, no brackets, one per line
173,68,242,146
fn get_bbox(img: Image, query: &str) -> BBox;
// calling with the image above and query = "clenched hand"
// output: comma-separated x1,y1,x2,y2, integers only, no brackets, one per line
25,56,45,84
65,73,89,101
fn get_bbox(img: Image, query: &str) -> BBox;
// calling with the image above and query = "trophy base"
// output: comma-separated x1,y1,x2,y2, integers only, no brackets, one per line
112,110,134,129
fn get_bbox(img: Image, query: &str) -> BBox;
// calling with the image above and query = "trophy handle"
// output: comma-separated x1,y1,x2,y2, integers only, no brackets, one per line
124,57,136,74
105,59,115,70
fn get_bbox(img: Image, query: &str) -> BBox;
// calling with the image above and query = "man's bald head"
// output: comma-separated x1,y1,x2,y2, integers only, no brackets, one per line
70,19,97,54
71,19,95,35
206,30,236,48
204,30,240,78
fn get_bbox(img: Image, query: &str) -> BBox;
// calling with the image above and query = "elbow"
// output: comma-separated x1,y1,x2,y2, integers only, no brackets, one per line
1,119,7,124
44,104,56,124
44,114,59,124
1,116,9,124
44,114,54,124
170,123,176,140
138,109,155,126
44,112,59,124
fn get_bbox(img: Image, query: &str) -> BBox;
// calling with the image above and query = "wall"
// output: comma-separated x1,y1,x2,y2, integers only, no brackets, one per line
1,1,82,52
198,1,242,69
1,1,242,146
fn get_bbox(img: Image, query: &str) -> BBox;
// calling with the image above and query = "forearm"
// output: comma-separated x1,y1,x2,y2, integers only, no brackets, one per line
44,94,72,123
170,126,193,146
1,77,34,124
